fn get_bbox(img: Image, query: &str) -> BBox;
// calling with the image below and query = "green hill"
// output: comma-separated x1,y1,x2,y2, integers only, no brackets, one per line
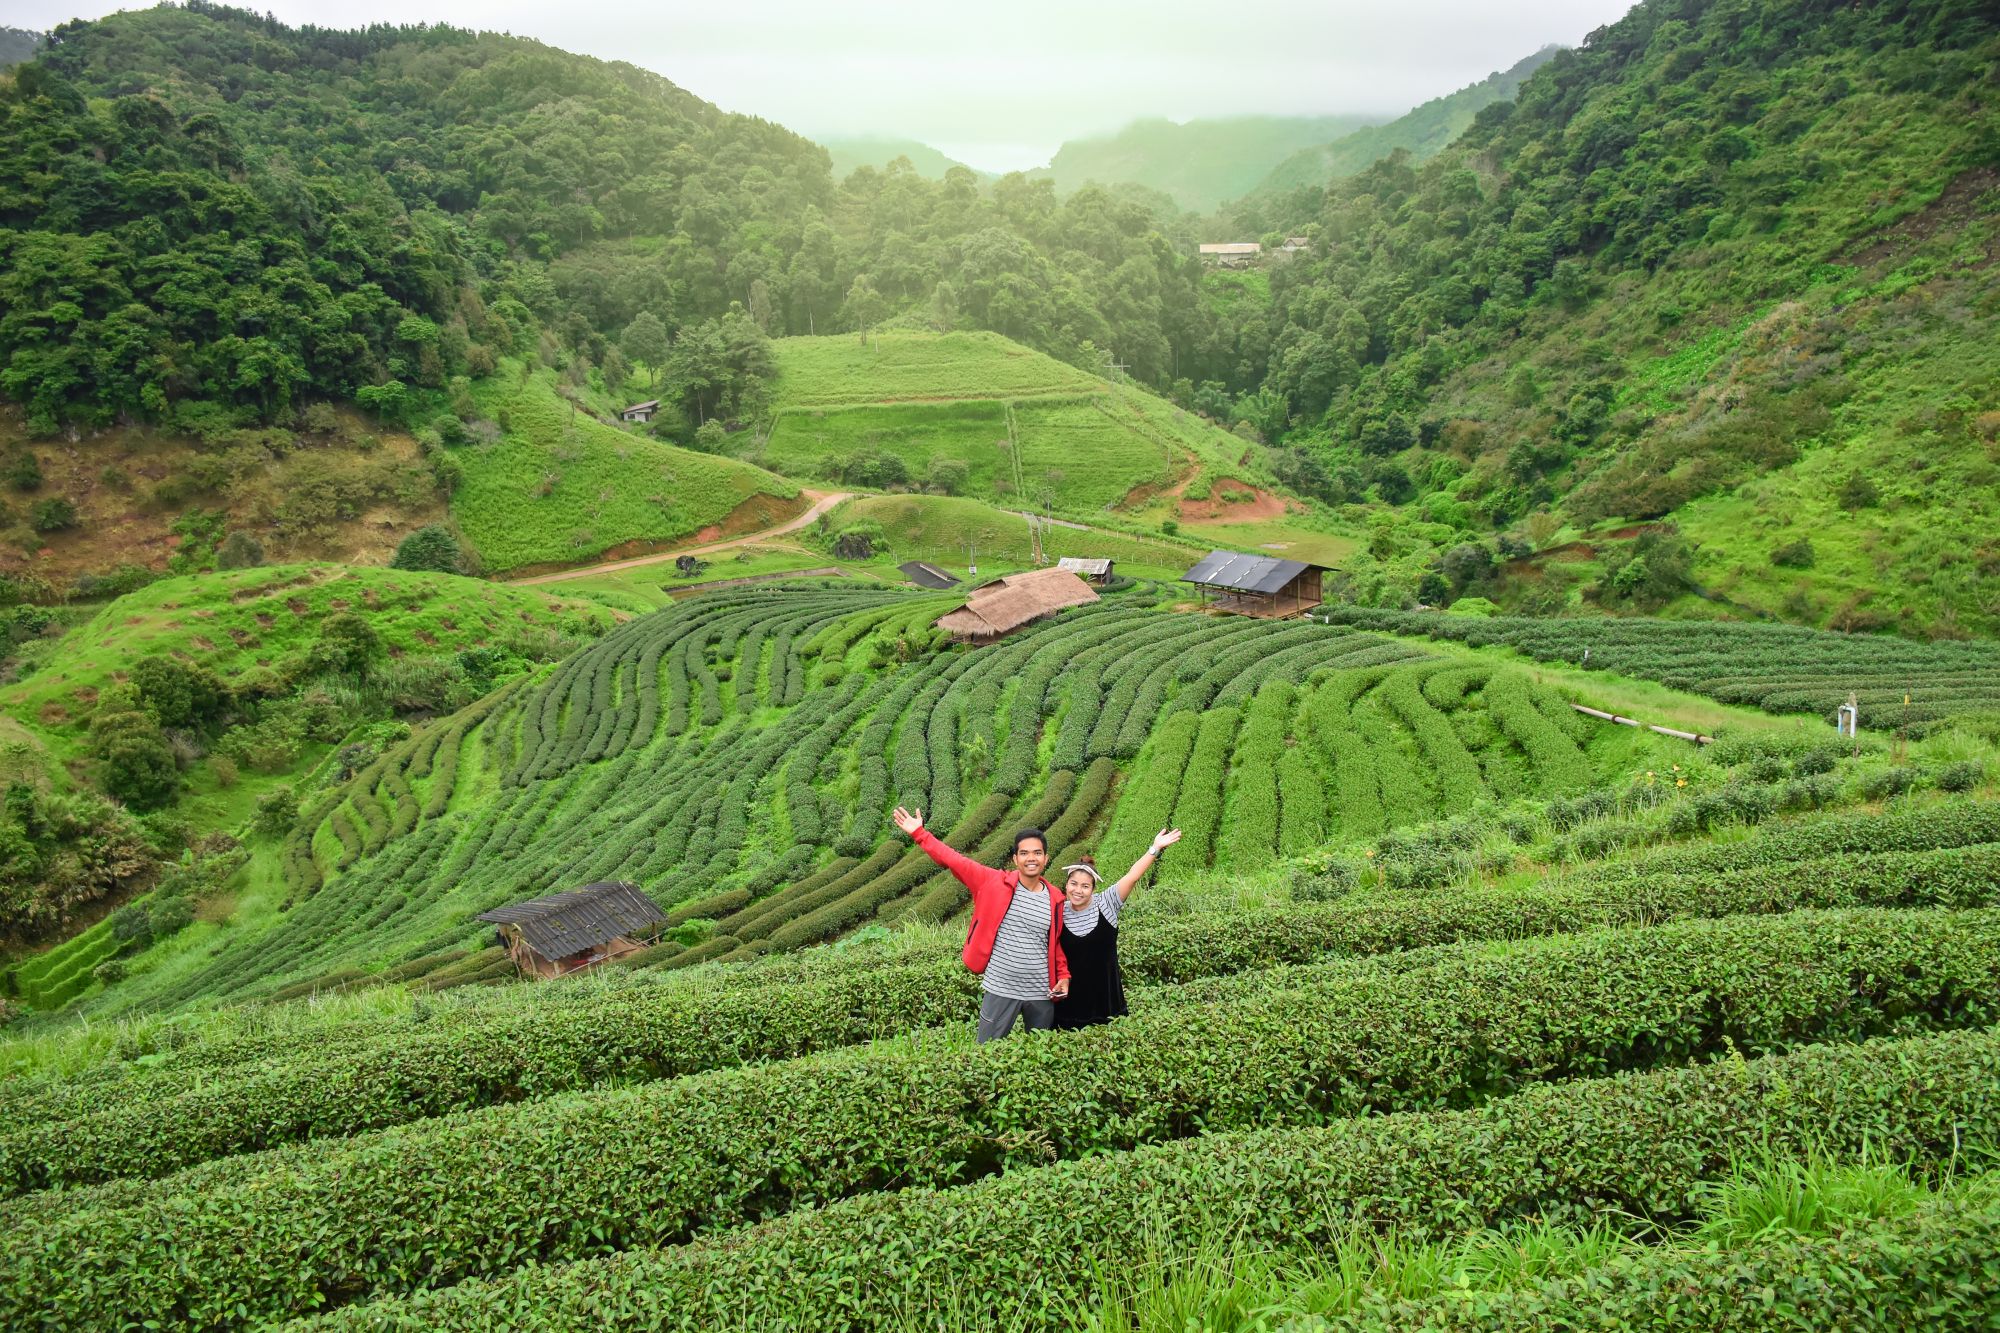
758,332,1273,521
1206,0,2000,636
44,587,1885,1022
0,565,614,737
1042,113,1381,211
1249,47,1561,196
821,137,985,182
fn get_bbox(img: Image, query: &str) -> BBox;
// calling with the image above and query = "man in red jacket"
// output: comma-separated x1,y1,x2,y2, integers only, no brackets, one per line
894,805,1070,1042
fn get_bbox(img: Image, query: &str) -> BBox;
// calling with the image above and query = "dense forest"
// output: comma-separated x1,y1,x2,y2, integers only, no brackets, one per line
0,0,1995,629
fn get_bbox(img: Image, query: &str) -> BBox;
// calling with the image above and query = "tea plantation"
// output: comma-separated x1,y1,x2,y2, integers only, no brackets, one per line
3,584,1997,1330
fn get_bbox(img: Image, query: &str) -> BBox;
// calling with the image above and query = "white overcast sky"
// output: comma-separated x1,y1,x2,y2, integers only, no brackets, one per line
16,1,1639,171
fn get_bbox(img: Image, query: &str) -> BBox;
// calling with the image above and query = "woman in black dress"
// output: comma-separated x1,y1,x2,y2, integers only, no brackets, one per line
1053,828,1181,1030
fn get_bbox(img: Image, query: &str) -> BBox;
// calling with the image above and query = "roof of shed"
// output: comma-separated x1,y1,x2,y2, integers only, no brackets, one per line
898,560,960,589
1056,557,1112,576
476,881,667,959
936,566,1098,636
1180,549,1322,595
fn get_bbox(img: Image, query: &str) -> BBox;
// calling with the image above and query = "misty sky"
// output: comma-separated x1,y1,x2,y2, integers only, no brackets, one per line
20,1,1639,171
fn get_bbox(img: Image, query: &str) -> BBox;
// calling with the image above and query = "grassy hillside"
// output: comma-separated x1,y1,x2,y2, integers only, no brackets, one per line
1211,0,2000,634
453,372,801,573
1042,114,1380,212
1252,47,1560,196
825,494,1201,575
761,332,1278,522
767,332,1102,406
0,565,613,736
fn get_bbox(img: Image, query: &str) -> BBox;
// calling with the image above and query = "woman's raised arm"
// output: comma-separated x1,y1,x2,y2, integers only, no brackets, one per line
1110,827,1181,901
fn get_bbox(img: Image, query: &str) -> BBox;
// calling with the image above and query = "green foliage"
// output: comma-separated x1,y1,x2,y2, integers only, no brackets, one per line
42,910,1995,1329
212,531,264,570
27,497,75,533
389,525,464,575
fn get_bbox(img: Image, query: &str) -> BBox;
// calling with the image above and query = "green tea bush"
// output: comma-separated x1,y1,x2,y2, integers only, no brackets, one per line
293,1028,2000,1332
10,910,2000,1328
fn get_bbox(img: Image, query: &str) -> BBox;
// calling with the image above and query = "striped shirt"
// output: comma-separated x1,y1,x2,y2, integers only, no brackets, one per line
1062,887,1123,937
983,884,1055,1001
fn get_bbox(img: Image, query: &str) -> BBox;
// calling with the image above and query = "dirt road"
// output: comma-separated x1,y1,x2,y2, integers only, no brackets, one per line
510,490,851,586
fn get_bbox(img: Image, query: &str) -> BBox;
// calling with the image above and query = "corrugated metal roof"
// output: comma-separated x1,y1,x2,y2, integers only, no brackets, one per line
1181,549,1315,595
1057,557,1112,577
477,881,667,960
898,561,959,589
1199,242,1263,255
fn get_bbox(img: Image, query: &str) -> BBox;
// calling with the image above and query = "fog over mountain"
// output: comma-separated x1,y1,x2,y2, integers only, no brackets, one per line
22,0,1638,170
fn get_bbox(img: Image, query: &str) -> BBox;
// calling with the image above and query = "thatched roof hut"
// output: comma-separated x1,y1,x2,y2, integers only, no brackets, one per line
934,567,1098,641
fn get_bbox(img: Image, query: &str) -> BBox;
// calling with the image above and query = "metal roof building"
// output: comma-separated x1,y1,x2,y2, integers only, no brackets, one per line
1180,549,1328,617
1056,556,1114,582
477,881,668,978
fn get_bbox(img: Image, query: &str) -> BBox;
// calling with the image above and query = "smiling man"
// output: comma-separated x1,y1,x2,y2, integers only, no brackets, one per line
893,806,1070,1041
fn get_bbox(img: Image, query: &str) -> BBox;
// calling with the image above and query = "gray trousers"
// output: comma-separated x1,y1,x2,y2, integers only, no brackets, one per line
977,992,1055,1043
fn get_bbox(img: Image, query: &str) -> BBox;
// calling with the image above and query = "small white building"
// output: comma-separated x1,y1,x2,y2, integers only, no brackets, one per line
620,399,660,423
1198,242,1263,268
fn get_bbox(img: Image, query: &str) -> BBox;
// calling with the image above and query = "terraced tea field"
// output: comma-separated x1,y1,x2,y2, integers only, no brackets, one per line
1331,608,2000,725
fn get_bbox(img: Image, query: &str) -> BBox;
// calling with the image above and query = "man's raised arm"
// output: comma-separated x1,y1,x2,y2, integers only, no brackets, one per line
893,806,1004,893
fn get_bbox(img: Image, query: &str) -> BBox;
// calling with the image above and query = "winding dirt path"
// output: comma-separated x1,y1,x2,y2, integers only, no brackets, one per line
510,490,851,586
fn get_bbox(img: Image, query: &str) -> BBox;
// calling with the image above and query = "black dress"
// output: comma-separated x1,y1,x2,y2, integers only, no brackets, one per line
1054,911,1126,1030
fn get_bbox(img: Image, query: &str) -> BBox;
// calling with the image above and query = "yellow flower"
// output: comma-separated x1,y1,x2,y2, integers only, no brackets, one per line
1646,771,1655,779
1364,848,1376,858
1676,777,1687,787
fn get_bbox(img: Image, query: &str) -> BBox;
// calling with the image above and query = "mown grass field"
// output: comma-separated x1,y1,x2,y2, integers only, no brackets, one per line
762,332,1274,522
768,331,1103,406
452,373,800,573
826,494,1203,576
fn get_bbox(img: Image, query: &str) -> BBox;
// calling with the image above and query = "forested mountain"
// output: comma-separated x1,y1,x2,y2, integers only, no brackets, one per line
0,29,42,68
1210,0,2000,634
1250,47,1562,197
1040,114,1382,212
821,137,985,182
0,0,1995,633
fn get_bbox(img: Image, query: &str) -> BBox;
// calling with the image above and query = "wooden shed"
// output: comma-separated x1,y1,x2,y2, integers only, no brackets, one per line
1180,549,1327,617
934,567,1098,641
620,399,660,423
476,881,668,979
1056,556,1115,584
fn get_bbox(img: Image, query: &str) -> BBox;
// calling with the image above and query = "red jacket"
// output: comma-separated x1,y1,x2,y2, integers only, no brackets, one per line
911,827,1069,988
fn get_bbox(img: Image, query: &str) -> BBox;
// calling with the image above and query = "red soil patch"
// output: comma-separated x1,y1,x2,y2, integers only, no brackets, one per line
73,686,97,706
38,703,66,725
226,628,256,647
438,618,458,631
414,630,438,646
255,613,275,629
286,599,309,615
328,599,349,612
190,635,218,652
1178,480,1292,523
1843,166,1999,270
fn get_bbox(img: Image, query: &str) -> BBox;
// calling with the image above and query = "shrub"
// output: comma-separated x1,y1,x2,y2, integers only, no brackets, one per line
147,896,194,938
294,1028,2000,1333
4,452,40,491
214,532,265,569
1936,760,1984,793
29,498,76,533
1769,536,1815,568
391,525,465,574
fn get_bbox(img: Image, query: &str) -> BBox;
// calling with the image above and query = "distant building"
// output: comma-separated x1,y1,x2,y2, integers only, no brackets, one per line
1198,242,1263,268
1180,549,1328,618
1277,236,1312,257
476,881,668,979
1056,556,1115,584
898,560,960,590
935,567,1098,641
620,399,660,423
